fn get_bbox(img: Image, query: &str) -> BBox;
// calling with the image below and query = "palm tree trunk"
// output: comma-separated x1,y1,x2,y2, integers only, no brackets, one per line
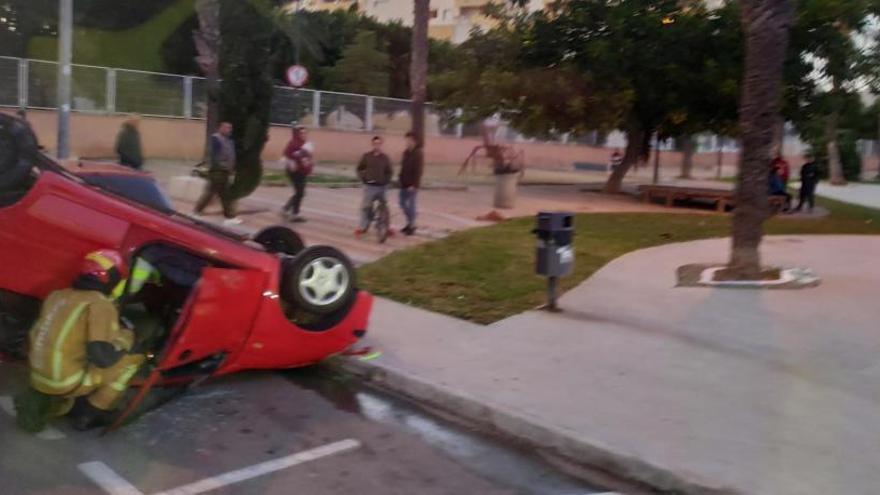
195,0,220,161
729,0,794,279
410,0,430,146
771,115,785,155
679,135,695,179
825,108,846,185
604,124,645,194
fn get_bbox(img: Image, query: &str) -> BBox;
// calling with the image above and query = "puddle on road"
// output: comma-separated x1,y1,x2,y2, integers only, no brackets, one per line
284,366,601,495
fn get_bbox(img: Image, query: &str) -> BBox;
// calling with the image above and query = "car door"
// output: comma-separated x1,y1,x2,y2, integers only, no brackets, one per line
158,267,266,371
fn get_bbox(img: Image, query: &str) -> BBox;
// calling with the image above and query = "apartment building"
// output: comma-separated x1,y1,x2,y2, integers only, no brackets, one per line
285,0,544,43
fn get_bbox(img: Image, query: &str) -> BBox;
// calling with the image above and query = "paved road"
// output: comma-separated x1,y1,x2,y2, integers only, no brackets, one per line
0,362,606,495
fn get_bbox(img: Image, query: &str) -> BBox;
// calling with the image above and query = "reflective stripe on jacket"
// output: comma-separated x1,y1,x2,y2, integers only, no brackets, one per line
28,289,132,395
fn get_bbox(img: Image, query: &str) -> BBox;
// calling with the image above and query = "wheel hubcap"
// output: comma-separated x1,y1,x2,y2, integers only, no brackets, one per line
298,257,349,307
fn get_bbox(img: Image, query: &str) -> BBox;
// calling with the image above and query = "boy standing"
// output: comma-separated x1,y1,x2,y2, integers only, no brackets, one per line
356,136,393,235
399,132,423,236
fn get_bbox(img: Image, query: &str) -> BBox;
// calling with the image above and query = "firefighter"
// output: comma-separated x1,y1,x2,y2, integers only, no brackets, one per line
23,249,145,431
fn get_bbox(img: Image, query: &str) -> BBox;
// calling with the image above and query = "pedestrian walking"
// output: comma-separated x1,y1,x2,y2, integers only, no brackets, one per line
194,122,241,225
281,126,314,223
794,153,819,213
398,132,423,236
115,117,143,169
355,136,393,237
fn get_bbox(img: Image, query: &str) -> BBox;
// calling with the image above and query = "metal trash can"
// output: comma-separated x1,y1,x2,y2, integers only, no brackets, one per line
493,172,518,209
533,212,574,310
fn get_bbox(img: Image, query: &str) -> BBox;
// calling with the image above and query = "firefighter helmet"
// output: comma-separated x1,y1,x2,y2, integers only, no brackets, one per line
79,249,127,293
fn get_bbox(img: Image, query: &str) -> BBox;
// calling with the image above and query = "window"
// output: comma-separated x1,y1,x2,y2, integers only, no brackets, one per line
81,174,174,213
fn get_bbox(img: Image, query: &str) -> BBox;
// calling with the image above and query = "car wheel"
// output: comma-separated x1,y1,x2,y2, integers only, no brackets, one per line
253,226,305,256
282,246,355,315
0,114,37,192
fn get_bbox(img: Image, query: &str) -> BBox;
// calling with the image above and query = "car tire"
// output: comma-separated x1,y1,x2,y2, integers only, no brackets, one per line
253,226,305,256
0,114,37,192
282,246,355,315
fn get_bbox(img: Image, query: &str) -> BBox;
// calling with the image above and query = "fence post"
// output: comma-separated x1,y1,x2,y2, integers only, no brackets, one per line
18,58,28,108
312,90,321,128
183,76,193,119
106,69,116,114
455,108,463,138
365,96,374,132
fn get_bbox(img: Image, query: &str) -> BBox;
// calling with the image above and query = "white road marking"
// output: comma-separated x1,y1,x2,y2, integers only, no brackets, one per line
0,395,67,440
79,438,361,495
78,462,145,495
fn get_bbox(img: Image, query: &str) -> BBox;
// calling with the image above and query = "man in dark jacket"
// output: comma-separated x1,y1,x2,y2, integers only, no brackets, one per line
115,118,143,169
398,132,423,236
794,154,819,213
355,136,393,235
194,122,241,225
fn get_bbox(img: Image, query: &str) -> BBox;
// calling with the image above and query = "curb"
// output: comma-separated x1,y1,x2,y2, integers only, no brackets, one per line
332,355,740,495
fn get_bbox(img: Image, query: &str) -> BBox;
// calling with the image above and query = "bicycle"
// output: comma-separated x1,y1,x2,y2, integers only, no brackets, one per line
367,196,391,244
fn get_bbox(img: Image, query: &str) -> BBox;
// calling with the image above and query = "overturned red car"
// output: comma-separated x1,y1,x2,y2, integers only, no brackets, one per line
0,114,372,398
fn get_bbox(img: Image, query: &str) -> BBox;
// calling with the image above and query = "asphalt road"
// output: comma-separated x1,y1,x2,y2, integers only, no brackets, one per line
0,362,609,495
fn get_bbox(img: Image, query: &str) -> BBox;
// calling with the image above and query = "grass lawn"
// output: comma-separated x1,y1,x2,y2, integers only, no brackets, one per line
29,0,194,72
262,172,358,187
359,197,880,324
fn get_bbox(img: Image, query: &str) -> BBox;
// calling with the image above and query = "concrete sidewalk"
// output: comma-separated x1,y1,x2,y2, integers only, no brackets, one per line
341,235,880,494
814,182,880,209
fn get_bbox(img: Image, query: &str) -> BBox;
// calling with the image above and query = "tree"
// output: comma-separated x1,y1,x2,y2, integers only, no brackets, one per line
218,0,277,200
787,0,876,185
729,0,794,278
0,0,57,57
432,0,742,194
323,30,390,96
411,0,430,145
194,0,220,159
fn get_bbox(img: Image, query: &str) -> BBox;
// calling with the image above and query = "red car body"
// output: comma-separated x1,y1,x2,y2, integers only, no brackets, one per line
0,158,372,378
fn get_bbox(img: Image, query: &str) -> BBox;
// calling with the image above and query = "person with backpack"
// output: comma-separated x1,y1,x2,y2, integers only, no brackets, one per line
281,126,314,223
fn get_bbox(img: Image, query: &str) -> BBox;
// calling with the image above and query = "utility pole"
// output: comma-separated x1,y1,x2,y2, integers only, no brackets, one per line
57,0,73,160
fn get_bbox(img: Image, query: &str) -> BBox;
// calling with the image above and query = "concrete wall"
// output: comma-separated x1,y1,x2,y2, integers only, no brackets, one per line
6,109,878,175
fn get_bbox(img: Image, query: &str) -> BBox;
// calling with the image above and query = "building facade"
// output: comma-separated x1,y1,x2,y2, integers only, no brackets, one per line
285,0,544,43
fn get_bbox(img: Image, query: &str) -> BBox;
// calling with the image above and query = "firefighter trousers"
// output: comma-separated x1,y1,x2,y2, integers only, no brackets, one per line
50,354,146,414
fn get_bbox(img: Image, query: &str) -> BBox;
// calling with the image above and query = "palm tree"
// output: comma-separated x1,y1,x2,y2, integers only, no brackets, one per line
729,0,794,278
410,0,430,145
194,0,220,159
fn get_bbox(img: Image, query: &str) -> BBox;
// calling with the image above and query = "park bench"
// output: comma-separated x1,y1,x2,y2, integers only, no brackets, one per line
638,184,787,213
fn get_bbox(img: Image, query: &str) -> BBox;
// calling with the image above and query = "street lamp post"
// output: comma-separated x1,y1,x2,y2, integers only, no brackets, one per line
57,0,73,160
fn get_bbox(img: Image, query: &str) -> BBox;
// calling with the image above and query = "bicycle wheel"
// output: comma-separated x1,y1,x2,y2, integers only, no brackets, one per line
375,200,390,244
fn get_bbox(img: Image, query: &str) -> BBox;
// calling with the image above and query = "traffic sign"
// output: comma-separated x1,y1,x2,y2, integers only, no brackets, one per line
286,65,309,88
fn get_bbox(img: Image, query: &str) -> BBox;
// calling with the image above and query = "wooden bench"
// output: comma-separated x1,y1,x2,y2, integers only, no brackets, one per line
638,185,787,213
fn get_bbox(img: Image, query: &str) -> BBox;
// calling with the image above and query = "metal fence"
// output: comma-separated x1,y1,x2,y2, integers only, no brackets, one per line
0,55,470,138
13,55,868,157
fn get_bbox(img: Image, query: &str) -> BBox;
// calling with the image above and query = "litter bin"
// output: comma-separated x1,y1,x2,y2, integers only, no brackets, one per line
494,172,518,209
533,212,574,310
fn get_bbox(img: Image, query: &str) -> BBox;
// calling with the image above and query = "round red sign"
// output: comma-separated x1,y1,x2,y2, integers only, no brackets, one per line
286,65,309,88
